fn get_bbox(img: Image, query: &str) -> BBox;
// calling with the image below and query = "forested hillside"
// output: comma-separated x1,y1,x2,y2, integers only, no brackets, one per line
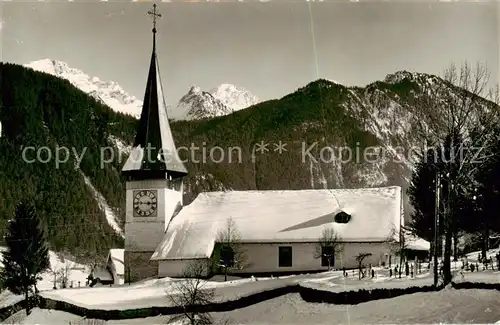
0,62,136,258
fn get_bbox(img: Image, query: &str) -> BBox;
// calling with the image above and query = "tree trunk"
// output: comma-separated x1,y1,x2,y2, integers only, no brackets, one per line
399,253,403,279
443,230,453,285
482,226,489,260
453,231,458,261
25,290,30,316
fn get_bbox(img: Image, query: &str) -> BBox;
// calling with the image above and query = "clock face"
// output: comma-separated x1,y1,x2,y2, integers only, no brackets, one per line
133,190,158,217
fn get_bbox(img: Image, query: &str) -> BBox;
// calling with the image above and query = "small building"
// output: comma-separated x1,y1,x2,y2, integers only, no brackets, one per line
402,231,431,262
88,249,124,286
151,186,404,277
89,268,113,287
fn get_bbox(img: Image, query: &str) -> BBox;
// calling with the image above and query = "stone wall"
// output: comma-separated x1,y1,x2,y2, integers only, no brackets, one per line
124,251,158,282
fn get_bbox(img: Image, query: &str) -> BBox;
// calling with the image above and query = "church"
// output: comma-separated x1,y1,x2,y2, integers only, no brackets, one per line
120,5,428,282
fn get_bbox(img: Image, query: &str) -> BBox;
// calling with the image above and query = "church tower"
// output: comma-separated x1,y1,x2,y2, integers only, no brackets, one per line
121,4,188,282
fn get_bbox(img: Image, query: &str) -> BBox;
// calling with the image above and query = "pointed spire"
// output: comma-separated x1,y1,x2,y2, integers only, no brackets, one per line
122,4,188,181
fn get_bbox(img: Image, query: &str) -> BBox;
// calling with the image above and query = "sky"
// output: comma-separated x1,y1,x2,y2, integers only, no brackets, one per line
1,1,499,105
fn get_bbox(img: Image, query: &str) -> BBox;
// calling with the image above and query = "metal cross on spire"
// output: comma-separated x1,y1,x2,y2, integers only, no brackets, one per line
148,4,162,34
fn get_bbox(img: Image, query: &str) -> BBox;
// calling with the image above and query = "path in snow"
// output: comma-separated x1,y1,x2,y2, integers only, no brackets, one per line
80,172,124,238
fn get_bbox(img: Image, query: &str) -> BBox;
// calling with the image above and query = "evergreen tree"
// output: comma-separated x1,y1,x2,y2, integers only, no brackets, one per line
1,201,50,315
475,128,500,258
408,148,441,244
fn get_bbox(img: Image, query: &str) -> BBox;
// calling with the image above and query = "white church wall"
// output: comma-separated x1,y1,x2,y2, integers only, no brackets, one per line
228,242,393,274
158,258,211,278
156,241,394,277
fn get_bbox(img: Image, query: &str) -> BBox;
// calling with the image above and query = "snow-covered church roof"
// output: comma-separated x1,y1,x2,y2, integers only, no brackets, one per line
121,27,187,180
151,186,402,261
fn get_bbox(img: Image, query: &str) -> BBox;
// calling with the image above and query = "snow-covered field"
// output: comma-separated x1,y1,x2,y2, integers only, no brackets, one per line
40,275,298,310
1,248,499,323
6,289,500,325
34,262,500,311
0,250,90,307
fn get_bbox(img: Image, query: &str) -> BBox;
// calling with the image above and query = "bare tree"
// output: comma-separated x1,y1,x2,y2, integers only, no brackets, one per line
166,260,231,325
48,266,61,290
409,61,500,284
48,260,75,289
58,262,74,289
355,253,372,280
313,228,344,271
215,217,250,281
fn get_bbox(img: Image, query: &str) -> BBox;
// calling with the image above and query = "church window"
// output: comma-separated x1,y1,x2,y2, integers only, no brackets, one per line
321,246,335,267
278,246,293,267
334,211,351,223
220,245,235,268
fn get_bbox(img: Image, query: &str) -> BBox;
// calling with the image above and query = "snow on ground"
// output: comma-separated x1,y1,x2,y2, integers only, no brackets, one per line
34,245,500,312
38,263,500,312
466,247,500,261
0,249,90,307
5,308,82,325
80,171,124,238
210,289,500,325
6,289,500,324
304,268,500,293
2,248,499,320
39,275,298,310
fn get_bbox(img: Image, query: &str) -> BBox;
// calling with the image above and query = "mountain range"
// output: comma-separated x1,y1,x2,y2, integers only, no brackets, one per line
1,60,491,260
24,59,259,121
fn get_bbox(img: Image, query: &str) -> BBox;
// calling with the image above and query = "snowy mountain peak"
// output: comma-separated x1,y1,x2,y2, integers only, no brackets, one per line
173,84,258,121
209,83,259,111
23,59,259,121
189,85,202,94
176,87,232,121
24,59,143,118
384,70,420,84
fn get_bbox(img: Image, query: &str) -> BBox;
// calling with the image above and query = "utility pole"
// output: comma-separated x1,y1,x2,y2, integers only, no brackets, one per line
434,171,441,287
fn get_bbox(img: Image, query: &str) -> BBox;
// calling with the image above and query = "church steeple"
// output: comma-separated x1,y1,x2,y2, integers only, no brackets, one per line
122,4,188,181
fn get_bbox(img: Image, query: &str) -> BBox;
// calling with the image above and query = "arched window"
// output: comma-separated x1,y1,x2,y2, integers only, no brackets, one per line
334,211,351,223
